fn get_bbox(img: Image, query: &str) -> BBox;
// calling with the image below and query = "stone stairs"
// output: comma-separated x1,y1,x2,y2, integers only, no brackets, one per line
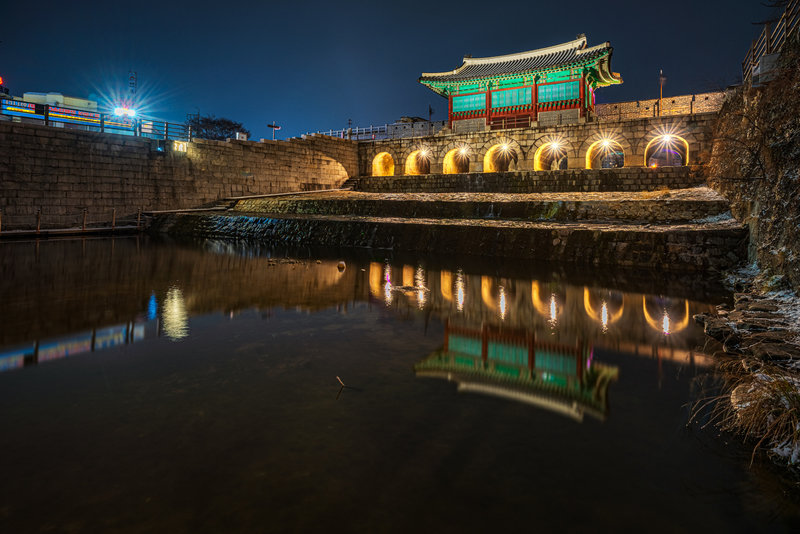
152,169,748,272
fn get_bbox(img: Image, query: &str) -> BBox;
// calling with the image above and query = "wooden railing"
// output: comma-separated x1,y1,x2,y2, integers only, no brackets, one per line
742,0,800,83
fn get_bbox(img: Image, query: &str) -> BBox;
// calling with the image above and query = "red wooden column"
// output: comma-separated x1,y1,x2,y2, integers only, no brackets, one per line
579,73,586,118
532,83,538,121
448,95,453,129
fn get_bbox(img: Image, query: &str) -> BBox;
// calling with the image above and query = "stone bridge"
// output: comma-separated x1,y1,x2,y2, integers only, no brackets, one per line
356,113,717,176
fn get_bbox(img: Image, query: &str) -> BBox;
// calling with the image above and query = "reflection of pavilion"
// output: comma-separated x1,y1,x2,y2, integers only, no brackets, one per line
415,321,619,422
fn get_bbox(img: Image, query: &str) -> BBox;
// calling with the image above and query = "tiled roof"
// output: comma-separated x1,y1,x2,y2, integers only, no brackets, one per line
420,36,611,82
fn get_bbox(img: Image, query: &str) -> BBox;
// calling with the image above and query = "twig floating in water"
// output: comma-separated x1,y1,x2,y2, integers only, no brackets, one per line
336,376,346,387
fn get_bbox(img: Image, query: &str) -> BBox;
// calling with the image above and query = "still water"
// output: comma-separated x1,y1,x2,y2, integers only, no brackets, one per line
0,237,798,532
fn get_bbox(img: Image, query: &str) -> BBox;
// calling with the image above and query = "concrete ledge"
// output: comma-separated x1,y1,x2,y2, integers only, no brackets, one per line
151,212,748,272
232,191,729,224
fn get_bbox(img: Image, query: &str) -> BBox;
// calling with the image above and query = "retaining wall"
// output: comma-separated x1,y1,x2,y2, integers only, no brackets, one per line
350,167,706,193
0,122,358,229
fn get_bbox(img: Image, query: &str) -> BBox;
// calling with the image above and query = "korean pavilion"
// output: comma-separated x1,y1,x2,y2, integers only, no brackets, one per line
419,34,622,132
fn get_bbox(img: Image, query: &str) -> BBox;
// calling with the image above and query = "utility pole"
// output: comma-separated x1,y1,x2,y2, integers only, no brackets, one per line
658,70,666,116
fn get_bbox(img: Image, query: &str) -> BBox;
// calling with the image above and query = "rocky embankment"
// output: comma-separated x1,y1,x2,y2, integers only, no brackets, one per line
694,273,800,466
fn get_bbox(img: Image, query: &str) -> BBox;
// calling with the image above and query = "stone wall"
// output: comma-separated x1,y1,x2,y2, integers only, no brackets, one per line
0,122,358,229
153,212,747,272
595,92,725,121
708,36,800,291
350,167,706,193
358,113,718,176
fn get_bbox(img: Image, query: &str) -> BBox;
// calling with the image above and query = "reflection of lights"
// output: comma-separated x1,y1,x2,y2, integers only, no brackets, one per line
499,286,507,320
415,265,427,310
456,270,465,312
384,282,393,306
548,293,558,328
147,292,158,321
642,297,689,334
383,263,393,306
601,301,609,333
587,347,594,370
162,286,188,341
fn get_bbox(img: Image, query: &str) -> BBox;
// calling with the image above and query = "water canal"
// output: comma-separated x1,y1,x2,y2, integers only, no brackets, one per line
0,237,798,532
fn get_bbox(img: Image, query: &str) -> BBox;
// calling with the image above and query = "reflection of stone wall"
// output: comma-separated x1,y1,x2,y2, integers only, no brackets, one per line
373,263,714,351
0,238,367,346
0,239,719,363
0,123,358,229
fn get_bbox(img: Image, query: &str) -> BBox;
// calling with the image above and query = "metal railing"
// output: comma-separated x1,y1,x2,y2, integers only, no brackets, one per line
307,120,447,140
0,98,192,141
0,207,144,235
742,0,800,83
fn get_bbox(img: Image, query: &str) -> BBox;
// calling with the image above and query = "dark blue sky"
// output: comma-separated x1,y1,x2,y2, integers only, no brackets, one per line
1,1,778,139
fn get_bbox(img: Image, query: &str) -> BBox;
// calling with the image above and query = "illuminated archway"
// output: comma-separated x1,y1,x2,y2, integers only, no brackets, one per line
404,150,430,175
585,139,625,169
483,144,518,173
443,148,470,174
644,135,689,167
372,152,395,176
534,142,568,171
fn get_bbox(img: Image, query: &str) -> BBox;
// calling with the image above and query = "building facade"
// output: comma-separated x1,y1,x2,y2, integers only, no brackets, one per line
420,35,622,133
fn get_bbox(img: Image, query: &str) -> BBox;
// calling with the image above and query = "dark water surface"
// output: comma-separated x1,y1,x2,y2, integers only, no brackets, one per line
0,237,798,533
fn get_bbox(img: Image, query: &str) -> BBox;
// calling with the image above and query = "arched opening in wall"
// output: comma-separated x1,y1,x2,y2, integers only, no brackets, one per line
586,139,625,169
534,142,568,171
372,152,395,176
483,144,518,173
404,150,431,175
443,148,470,174
644,135,689,167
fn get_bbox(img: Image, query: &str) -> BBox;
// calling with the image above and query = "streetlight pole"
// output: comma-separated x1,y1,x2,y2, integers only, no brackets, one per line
267,121,281,140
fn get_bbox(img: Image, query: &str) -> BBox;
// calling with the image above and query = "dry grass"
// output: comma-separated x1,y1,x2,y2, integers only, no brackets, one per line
693,355,800,466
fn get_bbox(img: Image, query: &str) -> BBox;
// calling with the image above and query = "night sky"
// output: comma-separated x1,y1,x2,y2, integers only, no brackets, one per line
1,1,779,140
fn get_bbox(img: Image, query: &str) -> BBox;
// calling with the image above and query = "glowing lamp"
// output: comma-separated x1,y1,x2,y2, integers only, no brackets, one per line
0,76,4,86
601,139,611,148
501,144,509,151
663,134,673,142
114,107,136,117
459,147,468,156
